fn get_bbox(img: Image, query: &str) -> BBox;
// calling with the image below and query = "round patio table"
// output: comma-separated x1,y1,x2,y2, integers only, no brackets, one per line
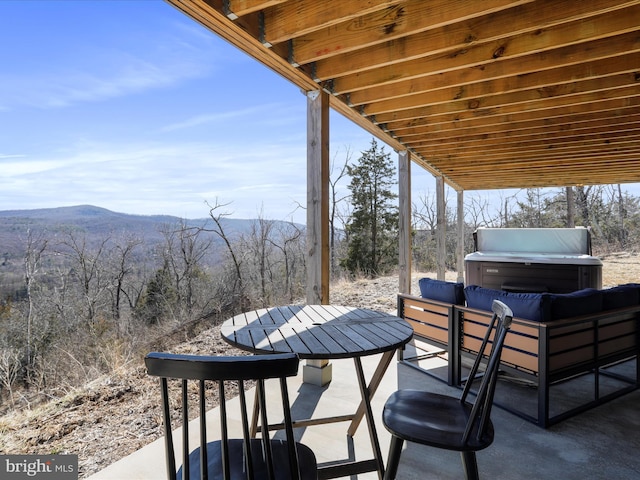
220,304,413,479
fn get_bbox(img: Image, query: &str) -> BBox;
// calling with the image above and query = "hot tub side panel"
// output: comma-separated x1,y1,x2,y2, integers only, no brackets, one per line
465,260,602,293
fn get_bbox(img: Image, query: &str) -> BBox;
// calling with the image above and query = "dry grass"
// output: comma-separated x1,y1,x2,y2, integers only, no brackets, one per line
599,252,640,287
0,327,235,477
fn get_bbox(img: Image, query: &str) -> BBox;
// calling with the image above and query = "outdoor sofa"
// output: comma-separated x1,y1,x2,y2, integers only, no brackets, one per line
398,278,640,427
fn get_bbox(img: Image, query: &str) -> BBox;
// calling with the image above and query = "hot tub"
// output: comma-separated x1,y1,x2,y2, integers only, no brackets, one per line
465,228,603,293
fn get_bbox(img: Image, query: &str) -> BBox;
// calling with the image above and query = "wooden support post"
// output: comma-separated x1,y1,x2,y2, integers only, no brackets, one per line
306,89,331,385
398,150,411,294
306,89,330,306
436,176,446,280
457,190,465,283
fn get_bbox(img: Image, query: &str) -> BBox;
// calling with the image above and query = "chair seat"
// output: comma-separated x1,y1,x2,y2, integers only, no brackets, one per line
177,438,318,480
382,390,494,452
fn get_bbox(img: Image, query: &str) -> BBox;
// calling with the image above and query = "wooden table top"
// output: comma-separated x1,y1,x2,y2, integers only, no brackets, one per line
220,304,413,360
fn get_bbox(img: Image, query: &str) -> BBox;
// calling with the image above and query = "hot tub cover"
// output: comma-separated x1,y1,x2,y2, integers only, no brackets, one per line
466,227,602,266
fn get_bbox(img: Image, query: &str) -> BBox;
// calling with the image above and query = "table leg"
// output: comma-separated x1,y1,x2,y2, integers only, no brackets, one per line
348,350,395,436
353,356,386,480
250,387,259,438
251,351,397,479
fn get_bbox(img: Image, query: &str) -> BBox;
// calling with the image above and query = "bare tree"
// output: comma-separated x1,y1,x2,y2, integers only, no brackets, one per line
246,215,276,306
58,231,111,324
575,185,605,241
465,192,502,229
0,349,22,408
106,234,143,332
616,184,628,247
160,220,212,318
22,228,48,382
329,148,352,275
566,186,575,227
267,222,304,303
206,199,247,312
412,189,460,270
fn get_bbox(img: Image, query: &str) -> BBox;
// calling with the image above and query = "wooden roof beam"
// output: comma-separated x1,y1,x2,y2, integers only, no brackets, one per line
411,129,640,154
422,141,640,164
287,0,532,65
378,81,640,126
263,0,406,45
441,158,640,174
386,100,640,134
349,50,640,107
332,22,640,95
314,0,639,80
434,154,640,174
396,110,640,142
452,169,640,190
444,158,640,176
222,0,287,18
407,118,640,150
365,72,640,117
382,88,640,137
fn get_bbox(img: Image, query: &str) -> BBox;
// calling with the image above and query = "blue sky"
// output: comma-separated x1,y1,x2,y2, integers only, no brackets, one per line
6,1,632,225
1,0,397,223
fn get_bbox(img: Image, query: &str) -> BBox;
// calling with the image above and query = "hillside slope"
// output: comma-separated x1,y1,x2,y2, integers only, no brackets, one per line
1,255,638,478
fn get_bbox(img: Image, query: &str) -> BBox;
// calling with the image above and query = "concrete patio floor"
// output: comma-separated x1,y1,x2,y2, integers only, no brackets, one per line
87,343,640,480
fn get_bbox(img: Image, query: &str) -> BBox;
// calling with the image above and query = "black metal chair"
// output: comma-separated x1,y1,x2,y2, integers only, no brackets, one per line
382,299,513,480
145,352,317,480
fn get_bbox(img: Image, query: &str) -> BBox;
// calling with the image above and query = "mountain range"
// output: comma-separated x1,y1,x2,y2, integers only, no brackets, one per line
0,205,269,260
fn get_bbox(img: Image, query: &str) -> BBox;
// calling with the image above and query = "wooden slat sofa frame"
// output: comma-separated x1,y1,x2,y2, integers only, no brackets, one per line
398,293,640,428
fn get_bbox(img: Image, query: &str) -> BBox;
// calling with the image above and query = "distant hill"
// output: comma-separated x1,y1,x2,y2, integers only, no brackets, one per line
0,205,289,261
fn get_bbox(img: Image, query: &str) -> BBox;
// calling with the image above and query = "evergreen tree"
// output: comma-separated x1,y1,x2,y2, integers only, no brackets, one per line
341,139,399,277
136,260,177,325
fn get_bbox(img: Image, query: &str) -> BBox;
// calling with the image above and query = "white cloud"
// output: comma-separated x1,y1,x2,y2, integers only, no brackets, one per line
0,137,309,221
160,105,277,132
0,11,221,111
0,54,210,111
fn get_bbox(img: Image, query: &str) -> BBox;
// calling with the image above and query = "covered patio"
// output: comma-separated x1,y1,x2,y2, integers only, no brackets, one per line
87,352,640,479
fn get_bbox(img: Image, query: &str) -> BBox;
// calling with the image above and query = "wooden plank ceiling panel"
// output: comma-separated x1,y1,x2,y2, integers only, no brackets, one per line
224,0,287,18
169,0,640,191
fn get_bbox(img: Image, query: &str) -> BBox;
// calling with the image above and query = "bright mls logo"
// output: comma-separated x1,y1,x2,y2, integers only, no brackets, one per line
1,455,78,480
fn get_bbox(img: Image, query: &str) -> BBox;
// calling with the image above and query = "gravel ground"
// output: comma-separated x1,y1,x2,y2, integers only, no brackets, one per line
0,256,637,478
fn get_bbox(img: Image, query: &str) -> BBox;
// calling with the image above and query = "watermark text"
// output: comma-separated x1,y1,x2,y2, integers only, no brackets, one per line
1,455,78,480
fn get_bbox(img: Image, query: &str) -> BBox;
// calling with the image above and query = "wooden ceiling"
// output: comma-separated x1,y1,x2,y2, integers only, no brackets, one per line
166,0,640,192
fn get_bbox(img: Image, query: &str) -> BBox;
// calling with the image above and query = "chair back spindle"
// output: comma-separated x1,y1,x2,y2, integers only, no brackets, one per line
460,299,513,444
199,380,208,480
160,378,176,478
280,377,301,478
235,381,250,480
182,379,190,480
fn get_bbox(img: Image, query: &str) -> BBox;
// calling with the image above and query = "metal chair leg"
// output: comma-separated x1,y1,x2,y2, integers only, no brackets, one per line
384,436,404,480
